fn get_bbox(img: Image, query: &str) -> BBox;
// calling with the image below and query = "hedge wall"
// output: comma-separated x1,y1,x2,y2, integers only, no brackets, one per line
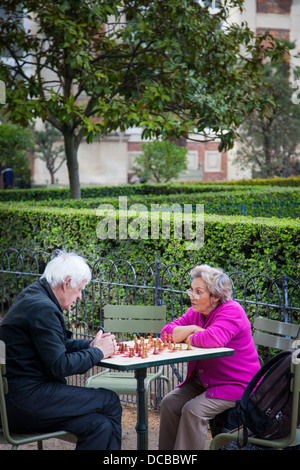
0,203,299,281
0,175,299,202
0,183,248,202
4,187,300,218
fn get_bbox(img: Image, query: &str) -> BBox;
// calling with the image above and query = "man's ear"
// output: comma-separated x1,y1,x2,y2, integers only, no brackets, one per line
62,276,72,291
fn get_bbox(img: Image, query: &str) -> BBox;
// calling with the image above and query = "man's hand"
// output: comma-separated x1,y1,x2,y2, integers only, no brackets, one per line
90,330,117,358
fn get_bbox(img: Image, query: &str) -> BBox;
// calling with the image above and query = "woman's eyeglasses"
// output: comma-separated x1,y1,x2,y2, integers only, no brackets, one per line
186,289,204,299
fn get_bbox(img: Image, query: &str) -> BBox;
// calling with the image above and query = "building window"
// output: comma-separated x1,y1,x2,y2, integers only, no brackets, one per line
204,151,222,172
186,151,199,171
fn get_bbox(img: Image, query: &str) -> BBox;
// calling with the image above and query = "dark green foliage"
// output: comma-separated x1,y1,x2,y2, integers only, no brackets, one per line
0,0,289,197
133,140,188,183
0,123,33,183
1,186,299,218
0,176,300,202
1,179,299,329
0,179,299,288
0,202,299,281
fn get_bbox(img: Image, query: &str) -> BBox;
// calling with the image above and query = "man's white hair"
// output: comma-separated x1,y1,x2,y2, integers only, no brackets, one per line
41,251,91,287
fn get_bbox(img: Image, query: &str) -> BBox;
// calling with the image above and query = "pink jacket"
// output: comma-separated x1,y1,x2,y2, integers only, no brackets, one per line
160,300,260,401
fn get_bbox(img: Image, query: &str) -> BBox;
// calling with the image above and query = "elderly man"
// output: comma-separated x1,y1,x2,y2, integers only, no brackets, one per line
0,251,122,450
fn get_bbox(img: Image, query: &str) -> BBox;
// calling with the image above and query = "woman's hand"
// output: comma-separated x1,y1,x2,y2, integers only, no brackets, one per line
172,325,204,343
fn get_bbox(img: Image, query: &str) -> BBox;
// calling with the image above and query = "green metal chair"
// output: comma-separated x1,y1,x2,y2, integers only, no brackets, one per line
210,349,300,450
209,318,300,450
253,317,300,358
0,340,77,450
85,305,171,446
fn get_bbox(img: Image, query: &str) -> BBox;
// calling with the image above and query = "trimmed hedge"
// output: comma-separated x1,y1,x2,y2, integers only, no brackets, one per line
0,183,248,202
210,176,300,187
0,175,299,202
198,176,300,187
3,187,300,218
0,203,299,281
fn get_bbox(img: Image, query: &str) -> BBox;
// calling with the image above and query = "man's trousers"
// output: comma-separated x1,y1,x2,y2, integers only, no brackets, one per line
5,381,122,450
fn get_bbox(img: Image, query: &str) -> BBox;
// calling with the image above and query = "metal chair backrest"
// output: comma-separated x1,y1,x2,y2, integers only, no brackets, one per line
0,340,5,367
103,305,166,338
0,340,77,449
210,349,300,450
0,340,11,442
290,351,300,441
253,317,300,351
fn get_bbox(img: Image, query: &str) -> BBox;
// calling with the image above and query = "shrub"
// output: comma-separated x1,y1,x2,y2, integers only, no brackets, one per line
0,175,299,202
4,187,299,218
132,140,188,183
0,203,299,281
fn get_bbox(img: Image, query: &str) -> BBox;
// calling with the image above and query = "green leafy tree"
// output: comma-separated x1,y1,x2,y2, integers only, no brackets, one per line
34,122,66,185
234,55,300,178
133,140,188,183
0,0,287,198
0,123,32,187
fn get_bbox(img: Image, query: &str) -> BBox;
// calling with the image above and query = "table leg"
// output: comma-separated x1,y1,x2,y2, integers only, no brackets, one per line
134,368,147,450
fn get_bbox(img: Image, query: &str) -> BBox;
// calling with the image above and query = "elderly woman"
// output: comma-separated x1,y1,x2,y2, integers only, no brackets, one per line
159,264,260,450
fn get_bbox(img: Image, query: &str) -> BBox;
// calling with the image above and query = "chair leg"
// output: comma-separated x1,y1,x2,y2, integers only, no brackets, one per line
38,440,43,450
210,432,240,450
162,376,171,393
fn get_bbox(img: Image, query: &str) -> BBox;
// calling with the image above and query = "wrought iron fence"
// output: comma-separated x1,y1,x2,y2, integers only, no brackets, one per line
1,248,300,407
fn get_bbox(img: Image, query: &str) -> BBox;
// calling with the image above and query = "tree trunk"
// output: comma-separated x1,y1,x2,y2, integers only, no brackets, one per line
64,130,81,199
263,120,273,178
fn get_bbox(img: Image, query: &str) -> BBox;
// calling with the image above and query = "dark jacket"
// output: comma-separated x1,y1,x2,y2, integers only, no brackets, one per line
0,278,103,395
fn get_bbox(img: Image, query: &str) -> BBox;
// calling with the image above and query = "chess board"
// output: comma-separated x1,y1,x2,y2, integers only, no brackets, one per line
100,333,234,370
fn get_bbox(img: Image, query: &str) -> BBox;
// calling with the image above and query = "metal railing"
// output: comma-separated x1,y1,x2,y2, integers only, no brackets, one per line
1,248,300,406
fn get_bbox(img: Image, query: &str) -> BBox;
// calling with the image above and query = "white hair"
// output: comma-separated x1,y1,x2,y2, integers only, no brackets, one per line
190,264,232,305
41,251,91,287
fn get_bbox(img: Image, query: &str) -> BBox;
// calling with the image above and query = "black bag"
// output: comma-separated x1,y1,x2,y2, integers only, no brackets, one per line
210,350,300,449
